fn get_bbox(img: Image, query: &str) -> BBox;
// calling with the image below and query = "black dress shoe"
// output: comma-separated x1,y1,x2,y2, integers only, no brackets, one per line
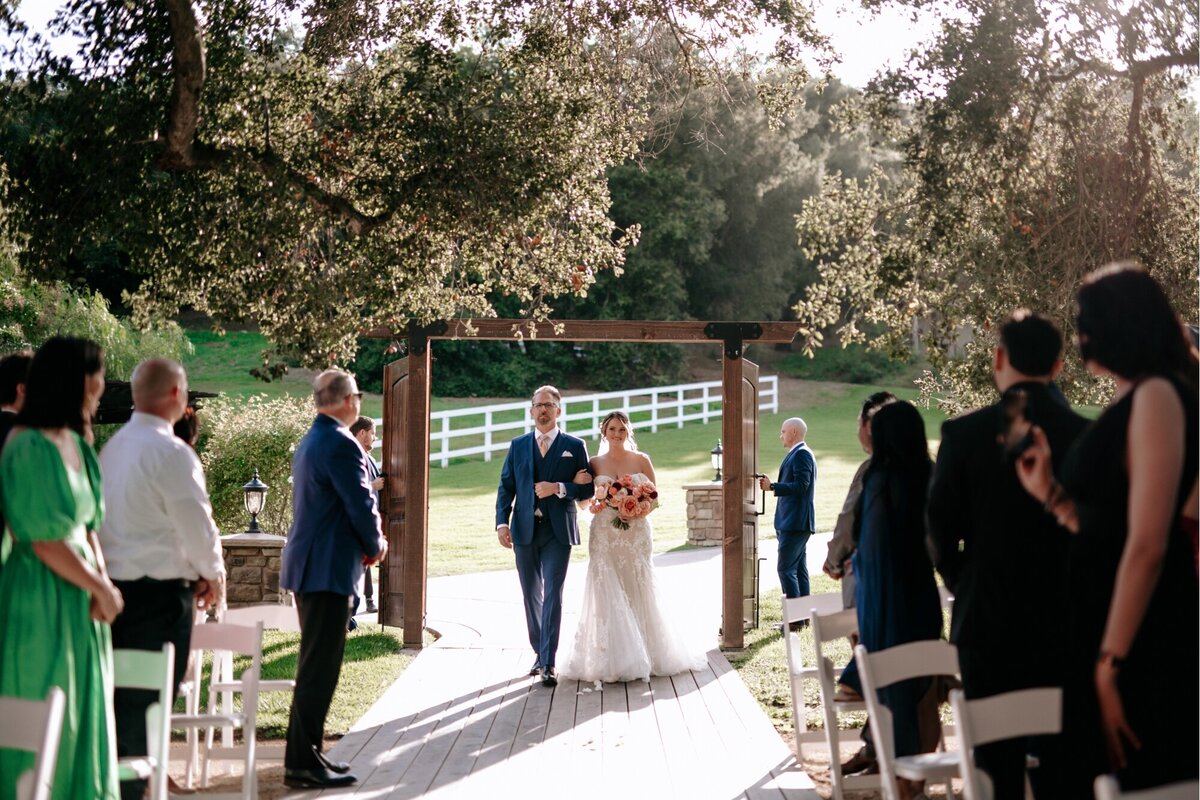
284,767,358,788
316,751,353,774
840,744,877,775
541,666,558,687
529,659,542,676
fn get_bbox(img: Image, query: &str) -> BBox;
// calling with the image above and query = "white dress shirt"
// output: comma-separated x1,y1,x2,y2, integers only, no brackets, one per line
98,412,226,582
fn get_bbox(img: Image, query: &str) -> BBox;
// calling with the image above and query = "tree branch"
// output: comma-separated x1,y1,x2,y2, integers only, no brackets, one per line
160,0,205,170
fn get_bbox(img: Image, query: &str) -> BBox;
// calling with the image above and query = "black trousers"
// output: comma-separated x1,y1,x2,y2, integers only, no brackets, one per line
285,591,352,770
110,578,195,800
958,645,1063,800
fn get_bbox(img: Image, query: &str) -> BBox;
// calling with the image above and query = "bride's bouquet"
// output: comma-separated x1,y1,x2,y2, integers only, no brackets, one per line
588,474,660,530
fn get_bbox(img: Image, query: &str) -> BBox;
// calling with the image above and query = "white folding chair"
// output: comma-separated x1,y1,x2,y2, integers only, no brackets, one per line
112,644,175,800
809,608,880,800
782,593,849,756
949,687,1061,800
1095,776,1200,800
854,641,961,800
0,687,66,800
170,621,264,800
210,604,300,763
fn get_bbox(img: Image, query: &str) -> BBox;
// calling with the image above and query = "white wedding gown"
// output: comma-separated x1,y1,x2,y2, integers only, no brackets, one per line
560,473,708,683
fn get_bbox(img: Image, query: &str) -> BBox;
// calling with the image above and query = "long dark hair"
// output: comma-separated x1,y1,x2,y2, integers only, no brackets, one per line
16,337,105,437
857,401,932,543
1076,262,1197,393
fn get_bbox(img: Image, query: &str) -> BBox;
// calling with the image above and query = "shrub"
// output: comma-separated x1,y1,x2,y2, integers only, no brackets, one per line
198,395,314,537
0,258,190,378
778,343,913,385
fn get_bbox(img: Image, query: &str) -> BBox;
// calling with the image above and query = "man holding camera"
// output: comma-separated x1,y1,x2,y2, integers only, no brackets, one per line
926,311,1088,800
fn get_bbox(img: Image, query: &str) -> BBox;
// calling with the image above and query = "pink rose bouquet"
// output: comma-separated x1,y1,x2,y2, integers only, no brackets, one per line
588,475,660,530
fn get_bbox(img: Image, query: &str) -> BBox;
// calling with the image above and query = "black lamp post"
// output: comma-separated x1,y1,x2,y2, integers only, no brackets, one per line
710,440,723,482
242,468,268,534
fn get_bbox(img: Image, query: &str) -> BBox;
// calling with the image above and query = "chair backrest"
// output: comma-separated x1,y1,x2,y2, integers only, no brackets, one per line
950,687,1061,800
782,592,844,625
113,644,175,800
220,603,300,632
191,620,266,656
0,687,66,800
854,640,959,800
1095,776,1200,800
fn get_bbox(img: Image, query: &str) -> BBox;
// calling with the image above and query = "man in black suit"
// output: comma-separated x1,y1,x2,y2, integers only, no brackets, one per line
927,311,1088,800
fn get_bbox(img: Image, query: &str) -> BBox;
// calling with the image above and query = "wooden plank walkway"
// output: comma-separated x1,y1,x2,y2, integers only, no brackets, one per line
283,643,817,800
274,547,832,799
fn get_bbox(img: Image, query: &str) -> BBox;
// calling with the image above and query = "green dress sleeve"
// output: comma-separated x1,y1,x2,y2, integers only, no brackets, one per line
0,429,87,542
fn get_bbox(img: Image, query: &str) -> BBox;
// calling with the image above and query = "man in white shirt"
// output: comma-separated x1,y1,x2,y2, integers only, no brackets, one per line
99,358,226,800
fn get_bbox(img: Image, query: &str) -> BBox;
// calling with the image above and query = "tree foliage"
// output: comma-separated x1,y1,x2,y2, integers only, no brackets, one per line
0,0,831,368
794,0,1198,411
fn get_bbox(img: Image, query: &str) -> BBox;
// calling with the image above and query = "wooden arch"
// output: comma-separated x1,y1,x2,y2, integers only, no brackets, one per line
365,320,799,649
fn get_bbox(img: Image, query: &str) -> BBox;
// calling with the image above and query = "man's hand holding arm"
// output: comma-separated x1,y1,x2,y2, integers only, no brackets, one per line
329,440,385,561
926,421,966,591
166,449,228,609
771,449,813,496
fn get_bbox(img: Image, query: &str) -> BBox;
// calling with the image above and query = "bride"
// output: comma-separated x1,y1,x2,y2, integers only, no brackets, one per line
560,411,708,683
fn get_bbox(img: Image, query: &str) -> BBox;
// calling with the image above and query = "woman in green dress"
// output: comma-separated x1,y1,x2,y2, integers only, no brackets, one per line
0,337,124,800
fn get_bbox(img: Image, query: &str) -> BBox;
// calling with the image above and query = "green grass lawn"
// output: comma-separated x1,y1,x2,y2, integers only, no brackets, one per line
178,623,422,740
426,381,947,576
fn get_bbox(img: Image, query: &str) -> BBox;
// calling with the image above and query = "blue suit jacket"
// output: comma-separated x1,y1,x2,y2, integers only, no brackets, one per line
281,414,384,596
771,442,816,533
495,430,591,546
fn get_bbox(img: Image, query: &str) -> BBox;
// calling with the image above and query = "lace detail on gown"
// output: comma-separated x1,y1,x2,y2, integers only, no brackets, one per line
560,473,708,682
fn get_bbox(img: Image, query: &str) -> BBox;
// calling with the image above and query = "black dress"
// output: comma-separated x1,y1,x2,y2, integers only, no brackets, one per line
1059,374,1199,796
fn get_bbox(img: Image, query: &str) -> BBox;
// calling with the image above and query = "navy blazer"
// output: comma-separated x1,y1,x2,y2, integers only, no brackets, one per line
771,442,817,533
281,414,384,596
495,430,592,546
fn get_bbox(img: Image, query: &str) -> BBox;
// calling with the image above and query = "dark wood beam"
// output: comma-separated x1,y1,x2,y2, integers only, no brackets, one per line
362,319,799,345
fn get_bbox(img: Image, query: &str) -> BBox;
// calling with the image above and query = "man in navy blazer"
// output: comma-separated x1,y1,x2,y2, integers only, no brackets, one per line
281,369,387,789
759,417,817,607
495,385,592,686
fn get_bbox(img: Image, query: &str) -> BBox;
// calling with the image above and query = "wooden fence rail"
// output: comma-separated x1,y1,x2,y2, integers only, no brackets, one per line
374,375,779,468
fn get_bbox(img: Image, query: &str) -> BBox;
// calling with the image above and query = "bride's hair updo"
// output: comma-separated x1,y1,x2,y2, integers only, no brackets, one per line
598,410,638,453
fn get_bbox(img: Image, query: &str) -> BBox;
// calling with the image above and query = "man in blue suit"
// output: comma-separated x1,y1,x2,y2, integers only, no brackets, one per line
281,369,387,789
759,417,817,613
495,385,592,687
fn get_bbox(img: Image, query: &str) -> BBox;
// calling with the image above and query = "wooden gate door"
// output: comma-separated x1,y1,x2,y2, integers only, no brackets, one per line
739,359,761,632
378,358,408,630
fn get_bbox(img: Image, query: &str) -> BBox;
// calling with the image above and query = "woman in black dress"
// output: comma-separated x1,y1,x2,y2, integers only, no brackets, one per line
1016,262,1199,797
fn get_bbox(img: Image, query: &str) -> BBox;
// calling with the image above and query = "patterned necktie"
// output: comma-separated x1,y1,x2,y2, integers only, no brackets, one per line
538,433,550,457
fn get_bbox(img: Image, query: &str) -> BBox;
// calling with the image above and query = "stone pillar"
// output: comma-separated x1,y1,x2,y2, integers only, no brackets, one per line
221,532,287,607
684,482,724,546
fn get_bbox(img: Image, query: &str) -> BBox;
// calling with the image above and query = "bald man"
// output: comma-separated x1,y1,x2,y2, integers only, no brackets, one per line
759,417,817,610
99,358,226,800
280,369,386,789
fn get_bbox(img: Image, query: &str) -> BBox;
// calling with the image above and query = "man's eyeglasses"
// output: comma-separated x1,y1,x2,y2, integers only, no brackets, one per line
352,392,364,399
531,402,557,410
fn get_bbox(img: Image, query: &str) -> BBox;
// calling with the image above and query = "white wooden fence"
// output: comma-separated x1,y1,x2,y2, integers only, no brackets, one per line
376,375,779,468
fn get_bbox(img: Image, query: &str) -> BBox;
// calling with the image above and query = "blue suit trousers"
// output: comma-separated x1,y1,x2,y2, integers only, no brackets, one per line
513,517,572,668
777,530,813,598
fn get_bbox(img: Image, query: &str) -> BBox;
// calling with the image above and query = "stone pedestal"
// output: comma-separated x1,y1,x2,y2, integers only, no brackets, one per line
221,532,286,607
684,482,724,546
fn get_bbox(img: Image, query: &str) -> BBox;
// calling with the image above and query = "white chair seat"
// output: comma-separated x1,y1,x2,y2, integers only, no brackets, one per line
894,750,959,781
212,677,295,693
117,757,156,781
172,712,245,729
